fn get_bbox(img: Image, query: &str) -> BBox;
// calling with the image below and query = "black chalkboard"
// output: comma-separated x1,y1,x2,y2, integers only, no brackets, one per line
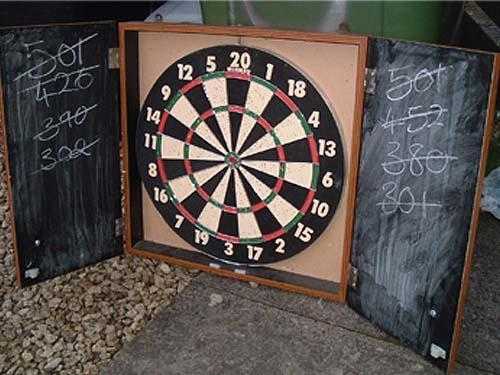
0,22,122,286
348,38,495,370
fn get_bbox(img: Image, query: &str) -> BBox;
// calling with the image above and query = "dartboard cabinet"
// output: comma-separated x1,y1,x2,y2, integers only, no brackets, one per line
0,21,498,373
121,24,366,302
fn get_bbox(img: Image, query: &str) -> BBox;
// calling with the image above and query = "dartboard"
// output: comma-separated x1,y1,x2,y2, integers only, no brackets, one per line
136,45,344,265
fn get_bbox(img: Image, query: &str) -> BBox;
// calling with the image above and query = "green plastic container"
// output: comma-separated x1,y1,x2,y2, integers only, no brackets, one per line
201,1,443,43
346,1,443,43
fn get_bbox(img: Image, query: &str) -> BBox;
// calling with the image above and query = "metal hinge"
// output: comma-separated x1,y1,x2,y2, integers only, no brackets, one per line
108,48,119,69
349,265,359,289
115,217,123,237
364,68,376,94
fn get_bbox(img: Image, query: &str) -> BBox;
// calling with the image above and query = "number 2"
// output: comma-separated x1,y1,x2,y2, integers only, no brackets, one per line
275,238,285,254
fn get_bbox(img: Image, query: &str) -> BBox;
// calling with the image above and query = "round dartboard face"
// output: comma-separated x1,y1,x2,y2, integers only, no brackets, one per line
136,45,344,265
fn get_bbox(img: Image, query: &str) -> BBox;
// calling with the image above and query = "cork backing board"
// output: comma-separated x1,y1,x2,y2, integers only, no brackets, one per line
138,31,359,284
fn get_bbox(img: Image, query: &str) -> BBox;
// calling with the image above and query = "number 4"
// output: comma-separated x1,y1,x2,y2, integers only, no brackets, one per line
308,111,320,128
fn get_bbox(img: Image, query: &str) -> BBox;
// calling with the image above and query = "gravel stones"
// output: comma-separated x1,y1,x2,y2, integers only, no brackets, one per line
208,293,223,307
0,251,195,374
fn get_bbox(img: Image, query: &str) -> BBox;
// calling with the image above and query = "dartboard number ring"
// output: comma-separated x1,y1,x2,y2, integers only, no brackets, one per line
136,45,344,265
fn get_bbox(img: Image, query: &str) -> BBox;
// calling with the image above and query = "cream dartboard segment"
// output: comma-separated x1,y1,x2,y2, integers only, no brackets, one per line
136,45,344,264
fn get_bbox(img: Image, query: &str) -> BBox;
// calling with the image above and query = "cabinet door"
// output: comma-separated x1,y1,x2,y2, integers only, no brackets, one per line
348,37,498,372
0,21,122,286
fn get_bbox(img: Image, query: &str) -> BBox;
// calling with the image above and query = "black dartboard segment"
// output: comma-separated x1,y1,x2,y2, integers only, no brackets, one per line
136,45,344,265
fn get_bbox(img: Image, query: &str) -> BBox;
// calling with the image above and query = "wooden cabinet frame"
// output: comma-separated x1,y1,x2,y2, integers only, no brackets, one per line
119,22,368,302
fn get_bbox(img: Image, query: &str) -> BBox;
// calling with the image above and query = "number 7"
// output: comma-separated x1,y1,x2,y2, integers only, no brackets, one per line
174,214,184,228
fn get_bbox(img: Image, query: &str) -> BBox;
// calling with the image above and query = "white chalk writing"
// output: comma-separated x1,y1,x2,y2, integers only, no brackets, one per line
379,63,455,217
12,33,102,174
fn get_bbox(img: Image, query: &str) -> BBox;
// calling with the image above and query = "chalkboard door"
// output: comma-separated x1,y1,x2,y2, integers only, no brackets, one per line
0,22,122,286
348,38,498,372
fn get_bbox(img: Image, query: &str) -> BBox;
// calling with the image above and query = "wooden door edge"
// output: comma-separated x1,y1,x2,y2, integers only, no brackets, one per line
340,37,368,302
446,53,500,374
0,77,22,287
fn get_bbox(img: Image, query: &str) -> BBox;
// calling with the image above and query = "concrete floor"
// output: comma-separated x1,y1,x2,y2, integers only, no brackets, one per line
103,213,499,375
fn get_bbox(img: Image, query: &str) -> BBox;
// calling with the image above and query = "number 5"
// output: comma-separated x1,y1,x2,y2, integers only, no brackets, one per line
206,56,217,72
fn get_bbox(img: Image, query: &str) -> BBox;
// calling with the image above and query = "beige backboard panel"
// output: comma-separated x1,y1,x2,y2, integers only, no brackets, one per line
139,31,359,283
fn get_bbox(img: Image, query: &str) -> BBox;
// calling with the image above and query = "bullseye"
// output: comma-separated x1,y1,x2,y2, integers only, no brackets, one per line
225,152,240,169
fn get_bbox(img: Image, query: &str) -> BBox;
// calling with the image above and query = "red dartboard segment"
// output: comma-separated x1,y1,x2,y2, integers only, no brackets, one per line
157,158,168,183
300,189,316,214
185,129,195,144
225,71,251,80
195,186,210,201
308,135,320,164
176,203,196,225
216,232,240,243
256,116,273,132
180,77,203,94
158,111,169,133
262,228,286,242
275,88,299,113
276,145,286,162
223,205,238,214
200,108,215,120
250,201,266,213
273,178,284,194
228,105,245,114
183,159,193,175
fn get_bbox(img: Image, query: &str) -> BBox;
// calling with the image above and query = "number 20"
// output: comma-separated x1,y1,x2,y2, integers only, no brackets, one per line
229,51,251,69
